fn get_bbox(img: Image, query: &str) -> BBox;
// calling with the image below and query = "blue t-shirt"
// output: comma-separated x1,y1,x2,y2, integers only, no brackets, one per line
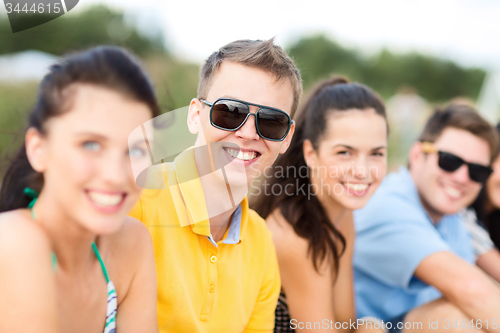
353,167,475,320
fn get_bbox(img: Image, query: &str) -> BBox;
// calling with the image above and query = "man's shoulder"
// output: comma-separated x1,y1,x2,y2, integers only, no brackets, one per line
355,170,428,228
244,208,274,245
246,208,271,233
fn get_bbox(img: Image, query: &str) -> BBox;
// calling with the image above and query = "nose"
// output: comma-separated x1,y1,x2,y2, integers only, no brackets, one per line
100,152,128,186
351,155,369,179
234,112,260,141
451,164,471,183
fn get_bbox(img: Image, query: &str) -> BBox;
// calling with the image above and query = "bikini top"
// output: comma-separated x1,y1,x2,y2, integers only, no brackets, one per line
25,188,117,333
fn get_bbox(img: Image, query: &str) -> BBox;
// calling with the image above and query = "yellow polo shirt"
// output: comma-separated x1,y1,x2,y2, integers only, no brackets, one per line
129,148,280,333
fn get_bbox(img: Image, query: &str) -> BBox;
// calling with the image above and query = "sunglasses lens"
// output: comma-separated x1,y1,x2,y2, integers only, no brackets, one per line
438,152,463,172
438,151,492,183
211,100,249,130
257,108,290,141
468,164,492,183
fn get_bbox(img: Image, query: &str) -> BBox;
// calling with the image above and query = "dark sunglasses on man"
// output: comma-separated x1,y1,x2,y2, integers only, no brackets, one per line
200,98,292,142
421,141,493,183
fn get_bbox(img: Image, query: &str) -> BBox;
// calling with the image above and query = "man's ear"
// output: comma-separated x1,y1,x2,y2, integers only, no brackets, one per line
408,141,424,169
302,138,316,168
25,127,47,173
279,121,295,154
187,98,203,135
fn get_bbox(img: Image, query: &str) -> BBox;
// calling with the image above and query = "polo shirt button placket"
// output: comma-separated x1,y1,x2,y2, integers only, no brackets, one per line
200,249,219,320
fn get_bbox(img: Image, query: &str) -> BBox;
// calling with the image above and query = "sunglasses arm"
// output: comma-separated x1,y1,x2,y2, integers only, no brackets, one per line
199,99,213,108
420,141,438,154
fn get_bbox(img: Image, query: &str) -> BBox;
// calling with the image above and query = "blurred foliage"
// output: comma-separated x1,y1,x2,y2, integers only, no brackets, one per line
0,83,38,170
0,54,198,164
0,5,165,56
146,55,199,112
287,34,486,102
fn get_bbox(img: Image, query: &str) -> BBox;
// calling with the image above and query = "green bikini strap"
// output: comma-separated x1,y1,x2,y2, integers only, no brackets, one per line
51,252,57,271
24,188,56,270
24,187,38,219
23,188,109,281
92,242,110,283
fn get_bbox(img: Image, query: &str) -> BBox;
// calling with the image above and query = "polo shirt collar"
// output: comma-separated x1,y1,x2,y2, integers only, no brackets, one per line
205,204,243,247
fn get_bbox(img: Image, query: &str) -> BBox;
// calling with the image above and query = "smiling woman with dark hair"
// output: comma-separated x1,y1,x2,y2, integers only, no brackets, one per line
0,46,159,333
252,76,389,333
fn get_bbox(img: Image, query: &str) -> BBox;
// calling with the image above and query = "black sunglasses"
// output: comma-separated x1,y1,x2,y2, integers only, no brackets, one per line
421,142,492,183
200,98,292,141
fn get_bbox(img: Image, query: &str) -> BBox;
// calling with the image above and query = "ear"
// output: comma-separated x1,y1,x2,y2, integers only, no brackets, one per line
279,121,295,154
302,139,316,168
25,127,48,173
187,98,203,135
408,141,424,169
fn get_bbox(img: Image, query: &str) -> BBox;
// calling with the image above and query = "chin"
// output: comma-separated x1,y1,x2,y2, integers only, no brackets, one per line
433,202,462,217
337,196,370,211
88,217,124,235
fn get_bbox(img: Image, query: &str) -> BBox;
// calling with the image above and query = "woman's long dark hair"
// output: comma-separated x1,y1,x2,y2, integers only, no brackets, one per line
471,123,500,248
251,76,387,273
0,46,161,213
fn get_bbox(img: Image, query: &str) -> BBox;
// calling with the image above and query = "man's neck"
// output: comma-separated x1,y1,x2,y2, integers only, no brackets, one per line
193,146,247,242
210,205,238,243
418,194,445,225
409,167,445,225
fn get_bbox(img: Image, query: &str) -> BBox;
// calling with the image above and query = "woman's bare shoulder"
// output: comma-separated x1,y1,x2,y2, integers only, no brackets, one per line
266,210,310,260
0,209,53,275
0,209,52,254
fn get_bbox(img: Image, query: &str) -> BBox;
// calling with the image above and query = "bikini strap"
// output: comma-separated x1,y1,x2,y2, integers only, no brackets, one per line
24,187,38,208
24,188,57,270
23,188,109,280
92,242,110,283
51,252,57,271
24,187,38,219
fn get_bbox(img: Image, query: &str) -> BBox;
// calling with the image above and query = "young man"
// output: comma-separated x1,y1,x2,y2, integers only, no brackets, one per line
353,104,500,332
130,39,302,333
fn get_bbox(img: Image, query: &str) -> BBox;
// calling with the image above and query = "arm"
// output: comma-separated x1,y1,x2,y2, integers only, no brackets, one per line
0,213,59,333
332,212,356,332
115,217,158,333
267,212,337,333
244,227,281,333
414,251,500,333
476,248,500,283
460,208,500,281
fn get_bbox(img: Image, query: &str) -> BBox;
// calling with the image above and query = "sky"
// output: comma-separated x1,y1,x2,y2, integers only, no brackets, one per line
76,0,500,72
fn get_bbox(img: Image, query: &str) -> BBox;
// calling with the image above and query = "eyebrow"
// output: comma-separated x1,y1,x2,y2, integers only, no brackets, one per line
221,95,239,100
74,132,108,140
75,132,147,146
332,144,387,150
129,139,149,146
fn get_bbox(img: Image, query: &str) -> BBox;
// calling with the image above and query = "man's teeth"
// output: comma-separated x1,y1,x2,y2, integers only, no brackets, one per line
444,186,461,199
344,183,369,192
225,148,257,161
88,192,123,206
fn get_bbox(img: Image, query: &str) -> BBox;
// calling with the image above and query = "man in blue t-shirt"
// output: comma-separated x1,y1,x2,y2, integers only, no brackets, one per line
354,104,500,333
